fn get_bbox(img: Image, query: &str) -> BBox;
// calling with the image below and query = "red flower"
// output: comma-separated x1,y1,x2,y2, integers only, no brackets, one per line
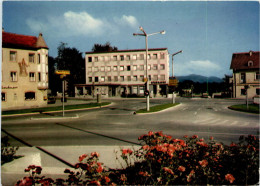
97,165,103,173
199,159,208,167
192,135,198,139
210,136,214,140
163,167,174,175
89,180,101,186
178,166,186,172
225,174,235,183
79,154,87,162
142,145,149,150
122,148,133,156
230,143,237,147
91,152,100,158
104,176,111,183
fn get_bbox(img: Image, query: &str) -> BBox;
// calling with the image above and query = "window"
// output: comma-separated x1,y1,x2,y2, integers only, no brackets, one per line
38,54,41,64
46,55,48,64
241,88,246,95
107,66,111,72
120,55,124,61
127,76,131,81
126,55,130,60
256,88,260,95
113,66,118,71
160,53,165,59
10,51,17,62
100,56,104,61
25,92,35,100
153,64,158,70
153,75,158,81
160,75,165,80
29,72,36,82
88,57,92,62
148,75,151,81
140,54,144,60
2,92,6,101
101,66,105,72
108,76,112,82
38,72,41,82
248,61,253,67
132,55,137,60
140,65,144,70
120,76,124,81
160,64,165,70
120,66,124,71
127,66,131,71
255,73,260,80
148,54,151,59
101,76,105,82
241,73,246,83
140,75,144,82
10,72,17,82
94,57,98,62
114,76,118,82
88,67,92,72
153,54,158,59
133,65,137,71
133,76,137,81
95,77,99,82
29,54,35,63
94,67,98,72
113,56,117,61
148,65,151,70
88,77,92,82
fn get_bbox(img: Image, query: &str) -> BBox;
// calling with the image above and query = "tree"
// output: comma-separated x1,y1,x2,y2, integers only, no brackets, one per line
92,42,118,52
48,56,61,95
55,42,85,96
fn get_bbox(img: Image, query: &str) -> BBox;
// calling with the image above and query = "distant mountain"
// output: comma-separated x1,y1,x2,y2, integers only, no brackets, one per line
176,74,223,83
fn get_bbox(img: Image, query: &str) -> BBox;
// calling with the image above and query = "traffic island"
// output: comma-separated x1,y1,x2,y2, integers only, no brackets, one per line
135,103,180,114
228,104,259,114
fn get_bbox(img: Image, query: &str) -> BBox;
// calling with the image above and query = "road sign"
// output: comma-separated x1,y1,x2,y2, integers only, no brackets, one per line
169,79,178,86
55,70,70,75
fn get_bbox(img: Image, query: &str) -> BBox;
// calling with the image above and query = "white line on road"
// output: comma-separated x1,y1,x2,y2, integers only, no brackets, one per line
239,122,250,126
229,121,238,126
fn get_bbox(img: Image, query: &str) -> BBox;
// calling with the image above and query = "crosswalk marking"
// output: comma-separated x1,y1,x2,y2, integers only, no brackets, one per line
192,118,255,127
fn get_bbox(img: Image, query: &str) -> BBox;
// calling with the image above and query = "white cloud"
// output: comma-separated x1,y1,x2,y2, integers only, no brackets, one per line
114,15,139,28
26,11,138,37
175,60,222,77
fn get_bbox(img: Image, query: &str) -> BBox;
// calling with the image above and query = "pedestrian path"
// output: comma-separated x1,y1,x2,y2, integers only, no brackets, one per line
192,117,258,127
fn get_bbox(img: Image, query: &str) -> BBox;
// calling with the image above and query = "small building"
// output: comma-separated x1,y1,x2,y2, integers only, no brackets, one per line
2,31,49,110
75,48,169,98
230,51,259,99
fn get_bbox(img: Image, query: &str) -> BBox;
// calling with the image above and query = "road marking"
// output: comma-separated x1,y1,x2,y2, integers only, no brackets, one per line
207,118,221,124
229,121,238,126
193,118,213,125
194,112,197,115
239,122,250,126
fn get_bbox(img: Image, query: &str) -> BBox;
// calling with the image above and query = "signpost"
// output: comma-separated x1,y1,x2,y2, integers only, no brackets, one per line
55,70,70,116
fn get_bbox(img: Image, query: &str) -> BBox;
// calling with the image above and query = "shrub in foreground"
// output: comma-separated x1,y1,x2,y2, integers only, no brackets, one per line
16,132,259,185
1,135,19,165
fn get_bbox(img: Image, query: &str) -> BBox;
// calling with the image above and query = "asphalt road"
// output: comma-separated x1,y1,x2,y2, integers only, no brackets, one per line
2,98,259,147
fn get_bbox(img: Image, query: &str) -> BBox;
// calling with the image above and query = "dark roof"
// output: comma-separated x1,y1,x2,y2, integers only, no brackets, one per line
86,48,168,54
2,31,48,50
230,51,259,70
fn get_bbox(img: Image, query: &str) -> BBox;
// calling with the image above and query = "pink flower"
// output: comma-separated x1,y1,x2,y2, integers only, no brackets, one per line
148,131,154,136
225,174,235,183
199,159,208,167
79,154,87,162
178,166,186,172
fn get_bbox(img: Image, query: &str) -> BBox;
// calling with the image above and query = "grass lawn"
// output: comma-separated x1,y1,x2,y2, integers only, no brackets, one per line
2,102,111,116
228,104,259,114
136,103,180,114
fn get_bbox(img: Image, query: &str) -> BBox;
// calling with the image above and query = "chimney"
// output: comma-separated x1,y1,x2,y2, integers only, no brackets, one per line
249,50,253,56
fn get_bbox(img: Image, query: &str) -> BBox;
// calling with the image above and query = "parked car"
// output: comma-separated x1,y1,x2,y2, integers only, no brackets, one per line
47,96,56,104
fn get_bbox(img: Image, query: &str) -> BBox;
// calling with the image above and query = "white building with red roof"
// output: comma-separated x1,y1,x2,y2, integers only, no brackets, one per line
75,48,169,98
2,30,49,110
230,51,260,99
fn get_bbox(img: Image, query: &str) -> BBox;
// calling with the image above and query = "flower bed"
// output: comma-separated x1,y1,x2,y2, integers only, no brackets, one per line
16,132,259,185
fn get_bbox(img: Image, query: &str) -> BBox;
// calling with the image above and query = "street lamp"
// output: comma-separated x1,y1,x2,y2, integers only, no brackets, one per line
171,50,183,103
133,26,166,111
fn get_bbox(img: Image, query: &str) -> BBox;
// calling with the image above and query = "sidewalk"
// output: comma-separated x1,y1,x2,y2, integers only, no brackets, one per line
2,145,140,186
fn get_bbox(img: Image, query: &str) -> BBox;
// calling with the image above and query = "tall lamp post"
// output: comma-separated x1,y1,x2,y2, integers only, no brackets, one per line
133,26,165,111
171,50,182,103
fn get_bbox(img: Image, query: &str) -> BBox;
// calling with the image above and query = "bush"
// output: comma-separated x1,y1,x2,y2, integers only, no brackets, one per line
16,132,259,185
1,136,20,165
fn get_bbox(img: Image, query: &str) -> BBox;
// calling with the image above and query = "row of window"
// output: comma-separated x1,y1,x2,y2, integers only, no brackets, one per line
8,51,48,64
9,72,48,82
88,52,165,62
88,64,165,72
2,92,36,101
89,75,165,83
241,88,260,95
240,72,260,83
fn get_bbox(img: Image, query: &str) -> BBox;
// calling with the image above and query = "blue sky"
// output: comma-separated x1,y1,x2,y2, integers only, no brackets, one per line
2,1,259,78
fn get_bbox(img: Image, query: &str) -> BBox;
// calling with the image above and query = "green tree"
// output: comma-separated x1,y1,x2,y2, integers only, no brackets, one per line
48,56,61,95
92,42,118,52
56,42,85,96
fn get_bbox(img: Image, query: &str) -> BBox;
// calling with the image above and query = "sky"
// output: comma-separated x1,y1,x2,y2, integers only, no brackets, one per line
2,1,259,78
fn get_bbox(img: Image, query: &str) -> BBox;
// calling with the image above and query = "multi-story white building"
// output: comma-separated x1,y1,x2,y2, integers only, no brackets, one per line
75,48,169,98
230,51,259,99
2,31,49,110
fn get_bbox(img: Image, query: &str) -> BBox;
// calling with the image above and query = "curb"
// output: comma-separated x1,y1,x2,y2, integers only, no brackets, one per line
135,103,182,115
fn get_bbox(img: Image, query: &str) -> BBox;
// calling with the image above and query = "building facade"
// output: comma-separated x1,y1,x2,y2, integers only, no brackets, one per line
230,51,259,99
2,31,49,110
75,48,169,98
